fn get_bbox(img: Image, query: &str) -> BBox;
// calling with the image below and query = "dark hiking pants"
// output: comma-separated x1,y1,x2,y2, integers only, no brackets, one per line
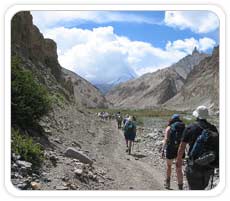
185,165,214,190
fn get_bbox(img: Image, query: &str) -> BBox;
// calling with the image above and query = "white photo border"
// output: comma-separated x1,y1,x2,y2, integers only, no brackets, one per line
5,4,226,197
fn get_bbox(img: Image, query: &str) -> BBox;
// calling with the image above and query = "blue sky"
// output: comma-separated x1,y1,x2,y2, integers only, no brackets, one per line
67,11,219,51
31,11,219,84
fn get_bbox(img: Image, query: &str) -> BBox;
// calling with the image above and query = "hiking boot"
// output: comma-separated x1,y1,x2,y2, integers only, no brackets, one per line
178,184,183,190
164,178,170,189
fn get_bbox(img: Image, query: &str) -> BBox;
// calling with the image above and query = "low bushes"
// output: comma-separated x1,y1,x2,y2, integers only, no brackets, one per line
11,56,51,128
11,128,44,169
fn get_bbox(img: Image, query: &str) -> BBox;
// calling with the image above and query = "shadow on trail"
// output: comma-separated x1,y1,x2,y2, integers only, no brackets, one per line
130,153,147,159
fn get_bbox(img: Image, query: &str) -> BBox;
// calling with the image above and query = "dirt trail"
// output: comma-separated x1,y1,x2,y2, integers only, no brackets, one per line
91,120,167,190
38,107,179,190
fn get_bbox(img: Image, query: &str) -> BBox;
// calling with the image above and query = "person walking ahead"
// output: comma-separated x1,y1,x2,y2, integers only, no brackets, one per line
124,116,136,155
162,114,185,190
116,112,122,129
176,106,219,190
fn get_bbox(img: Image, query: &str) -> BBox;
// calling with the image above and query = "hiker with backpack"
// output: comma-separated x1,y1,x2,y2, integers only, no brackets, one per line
116,112,122,129
122,114,129,148
176,106,219,190
124,116,137,155
162,114,185,190
123,114,129,128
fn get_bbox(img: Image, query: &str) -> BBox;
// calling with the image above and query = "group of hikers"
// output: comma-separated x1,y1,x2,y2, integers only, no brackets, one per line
97,111,110,121
113,105,219,191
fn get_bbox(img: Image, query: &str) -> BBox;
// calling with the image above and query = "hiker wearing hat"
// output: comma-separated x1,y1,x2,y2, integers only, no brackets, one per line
162,114,185,190
176,106,219,190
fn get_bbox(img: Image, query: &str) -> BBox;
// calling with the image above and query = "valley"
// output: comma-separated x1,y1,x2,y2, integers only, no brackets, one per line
10,11,220,191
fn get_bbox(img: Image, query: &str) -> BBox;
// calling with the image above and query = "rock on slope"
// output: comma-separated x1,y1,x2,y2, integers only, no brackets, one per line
106,48,207,109
164,46,219,112
11,11,108,108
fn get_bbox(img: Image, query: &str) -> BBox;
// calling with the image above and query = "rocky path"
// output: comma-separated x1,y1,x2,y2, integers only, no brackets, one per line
11,108,176,190
11,106,218,190
91,120,166,190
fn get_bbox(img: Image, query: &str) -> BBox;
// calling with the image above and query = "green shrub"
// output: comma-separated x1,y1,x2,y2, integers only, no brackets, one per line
11,56,51,128
11,128,44,169
49,92,65,107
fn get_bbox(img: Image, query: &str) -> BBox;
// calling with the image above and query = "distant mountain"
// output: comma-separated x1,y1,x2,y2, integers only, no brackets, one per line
105,48,208,109
164,46,219,112
94,73,136,94
94,83,114,95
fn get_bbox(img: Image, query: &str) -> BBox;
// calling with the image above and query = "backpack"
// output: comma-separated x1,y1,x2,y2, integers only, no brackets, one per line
116,115,122,121
168,121,185,148
125,121,135,134
189,126,219,168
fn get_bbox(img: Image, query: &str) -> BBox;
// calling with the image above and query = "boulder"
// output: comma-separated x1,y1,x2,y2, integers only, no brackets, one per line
146,133,157,139
12,153,21,161
17,182,28,190
31,182,41,190
55,186,68,190
74,168,83,176
16,160,32,169
64,147,93,165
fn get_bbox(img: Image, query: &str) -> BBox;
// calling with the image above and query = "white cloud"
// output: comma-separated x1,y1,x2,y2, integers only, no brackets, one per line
166,37,216,54
31,11,156,33
199,37,216,51
41,26,216,84
164,11,219,33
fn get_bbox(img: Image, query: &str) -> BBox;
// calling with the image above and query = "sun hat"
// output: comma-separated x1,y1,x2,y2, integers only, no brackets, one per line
171,114,180,120
128,116,133,121
192,105,209,119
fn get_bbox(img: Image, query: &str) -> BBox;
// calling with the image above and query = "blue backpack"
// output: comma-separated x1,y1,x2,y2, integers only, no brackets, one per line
189,126,219,168
168,121,185,147
125,121,135,134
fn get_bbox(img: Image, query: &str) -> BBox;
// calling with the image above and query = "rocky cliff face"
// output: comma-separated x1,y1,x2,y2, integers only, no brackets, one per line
106,48,208,109
11,12,62,81
164,46,219,112
11,11,108,108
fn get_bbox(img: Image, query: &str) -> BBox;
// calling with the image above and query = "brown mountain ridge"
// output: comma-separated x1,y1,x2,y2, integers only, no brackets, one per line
106,48,210,110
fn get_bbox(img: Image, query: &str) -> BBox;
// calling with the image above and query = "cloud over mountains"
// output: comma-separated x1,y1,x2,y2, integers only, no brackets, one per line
32,11,218,84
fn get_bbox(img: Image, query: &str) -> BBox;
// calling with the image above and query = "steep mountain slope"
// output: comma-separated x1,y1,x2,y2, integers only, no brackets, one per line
11,11,108,109
106,49,207,109
164,46,219,112
171,47,207,79
62,68,109,108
